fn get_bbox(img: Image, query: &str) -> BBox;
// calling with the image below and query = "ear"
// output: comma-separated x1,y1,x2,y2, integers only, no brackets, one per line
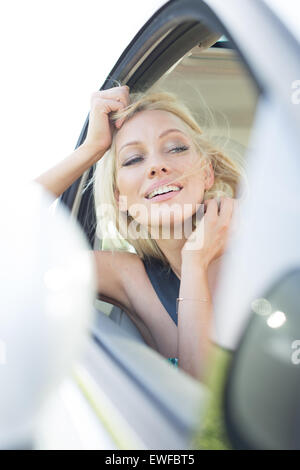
205,162,214,190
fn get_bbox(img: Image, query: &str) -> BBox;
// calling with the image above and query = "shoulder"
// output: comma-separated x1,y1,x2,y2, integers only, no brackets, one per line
92,249,147,306
102,250,147,279
93,250,177,356
110,251,150,295
93,249,144,272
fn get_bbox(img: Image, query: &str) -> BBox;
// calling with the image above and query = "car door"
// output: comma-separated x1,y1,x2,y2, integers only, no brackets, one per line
51,0,300,450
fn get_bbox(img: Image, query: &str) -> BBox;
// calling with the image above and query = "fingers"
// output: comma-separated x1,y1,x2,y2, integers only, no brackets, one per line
91,85,130,109
96,98,125,115
204,197,237,228
90,85,130,128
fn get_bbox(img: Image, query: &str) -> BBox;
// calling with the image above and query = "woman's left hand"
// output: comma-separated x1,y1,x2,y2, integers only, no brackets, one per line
181,197,237,271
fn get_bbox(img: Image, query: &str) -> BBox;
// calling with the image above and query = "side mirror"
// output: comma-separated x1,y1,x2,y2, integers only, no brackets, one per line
224,269,300,450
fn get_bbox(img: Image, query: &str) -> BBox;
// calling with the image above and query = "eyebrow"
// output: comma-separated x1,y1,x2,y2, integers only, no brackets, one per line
118,128,186,154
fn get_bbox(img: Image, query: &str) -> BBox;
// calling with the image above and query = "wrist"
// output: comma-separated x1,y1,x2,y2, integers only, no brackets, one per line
79,142,106,164
181,250,208,274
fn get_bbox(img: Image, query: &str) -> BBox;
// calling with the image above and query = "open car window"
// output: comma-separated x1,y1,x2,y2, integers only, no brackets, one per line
93,35,259,346
53,0,300,450
61,1,261,451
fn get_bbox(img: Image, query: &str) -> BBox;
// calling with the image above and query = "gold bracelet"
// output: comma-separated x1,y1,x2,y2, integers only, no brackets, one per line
176,297,209,316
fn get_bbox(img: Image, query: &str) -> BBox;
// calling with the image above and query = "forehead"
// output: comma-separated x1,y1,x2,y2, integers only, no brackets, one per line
115,109,187,150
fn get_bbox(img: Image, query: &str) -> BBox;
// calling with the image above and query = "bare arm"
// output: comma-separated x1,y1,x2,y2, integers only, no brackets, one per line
178,260,213,379
34,145,104,199
34,86,130,198
93,249,132,307
92,250,160,351
178,198,235,381
178,260,213,381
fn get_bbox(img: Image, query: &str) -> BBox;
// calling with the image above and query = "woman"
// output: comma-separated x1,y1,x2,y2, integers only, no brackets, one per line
35,85,243,381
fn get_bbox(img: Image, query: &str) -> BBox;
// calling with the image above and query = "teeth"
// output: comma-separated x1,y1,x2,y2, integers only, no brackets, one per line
147,185,181,199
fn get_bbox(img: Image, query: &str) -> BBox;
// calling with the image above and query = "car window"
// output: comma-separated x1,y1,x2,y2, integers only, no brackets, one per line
93,36,260,350
66,0,287,449
150,40,258,158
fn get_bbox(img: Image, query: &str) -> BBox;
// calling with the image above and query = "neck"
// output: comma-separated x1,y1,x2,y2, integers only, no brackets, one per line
150,218,194,278
154,233,227,283
154,237,186,279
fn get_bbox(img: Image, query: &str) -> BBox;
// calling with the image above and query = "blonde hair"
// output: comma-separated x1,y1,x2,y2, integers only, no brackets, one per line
90,89,246,264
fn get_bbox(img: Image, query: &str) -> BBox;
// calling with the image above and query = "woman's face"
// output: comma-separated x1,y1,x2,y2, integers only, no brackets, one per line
115,109,214,232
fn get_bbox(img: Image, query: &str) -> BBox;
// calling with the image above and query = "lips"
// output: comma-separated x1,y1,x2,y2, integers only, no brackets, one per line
144,180,183,199
145,188,183,203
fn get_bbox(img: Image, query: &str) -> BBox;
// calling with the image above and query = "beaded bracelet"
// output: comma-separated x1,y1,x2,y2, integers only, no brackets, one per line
176,297,209,316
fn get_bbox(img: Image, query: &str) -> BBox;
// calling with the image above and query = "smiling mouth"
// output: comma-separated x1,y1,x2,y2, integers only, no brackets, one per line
145,185,183,200
146,188,183,202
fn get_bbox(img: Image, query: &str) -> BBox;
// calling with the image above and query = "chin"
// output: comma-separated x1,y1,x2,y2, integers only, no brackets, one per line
128,202,201,236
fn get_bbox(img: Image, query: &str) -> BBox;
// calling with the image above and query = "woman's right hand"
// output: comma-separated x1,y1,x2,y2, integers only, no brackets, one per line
82,85,130,158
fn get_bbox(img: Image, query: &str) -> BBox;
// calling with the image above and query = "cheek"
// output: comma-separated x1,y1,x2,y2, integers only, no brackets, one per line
176,153,202,181
116,172,139,201
183,176,206,206
116,171,130,194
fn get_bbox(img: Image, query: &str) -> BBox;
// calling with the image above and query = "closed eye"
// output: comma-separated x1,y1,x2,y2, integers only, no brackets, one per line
122,145,189,166
168,145,189,153
122,155,144,167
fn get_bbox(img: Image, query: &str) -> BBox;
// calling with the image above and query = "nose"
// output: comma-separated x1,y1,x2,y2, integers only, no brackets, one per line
148,164,170,178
